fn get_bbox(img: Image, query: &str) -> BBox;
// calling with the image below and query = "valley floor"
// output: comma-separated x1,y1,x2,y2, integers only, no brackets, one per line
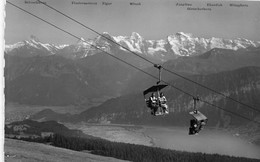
5,104,260,160
4,138,128,162
65,123,260,160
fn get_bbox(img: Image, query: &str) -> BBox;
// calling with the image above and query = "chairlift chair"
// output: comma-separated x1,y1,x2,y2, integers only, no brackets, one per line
189,97,208,135
143,64,169,116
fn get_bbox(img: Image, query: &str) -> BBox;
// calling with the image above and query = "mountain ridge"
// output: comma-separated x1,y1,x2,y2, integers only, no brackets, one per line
123,47,260,95
6,32,260,61
30,66,260,128
5,45,260,106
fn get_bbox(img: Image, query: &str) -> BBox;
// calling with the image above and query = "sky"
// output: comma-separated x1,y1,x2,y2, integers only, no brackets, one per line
4,0,260,45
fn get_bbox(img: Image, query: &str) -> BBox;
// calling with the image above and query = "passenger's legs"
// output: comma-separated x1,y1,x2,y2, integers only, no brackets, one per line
161,104,169,114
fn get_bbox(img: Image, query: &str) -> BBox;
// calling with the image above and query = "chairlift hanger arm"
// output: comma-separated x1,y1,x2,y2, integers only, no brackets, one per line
193,96,200,112
154,64,162,85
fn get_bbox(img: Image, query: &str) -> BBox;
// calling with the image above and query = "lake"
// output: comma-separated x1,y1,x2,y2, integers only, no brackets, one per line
65,123,260,160
144,126,260,159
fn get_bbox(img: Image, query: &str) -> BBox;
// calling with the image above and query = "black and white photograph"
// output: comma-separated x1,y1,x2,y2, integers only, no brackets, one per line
3,0,260,161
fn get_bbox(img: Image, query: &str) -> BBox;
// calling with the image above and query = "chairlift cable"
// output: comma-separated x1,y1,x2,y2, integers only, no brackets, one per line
35,0,260,114
163,68,260,114
7,1,260,125
159,80,260,125
36,0,154,65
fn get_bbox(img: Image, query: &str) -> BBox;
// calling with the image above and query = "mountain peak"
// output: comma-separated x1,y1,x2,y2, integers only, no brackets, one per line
80,37,85,41
102,31,110,35
30,35,40,42
176,32,193,38
94,32,114,49
167,32,194,42
130,32,143,40
95,32,113,40
100,32,113,39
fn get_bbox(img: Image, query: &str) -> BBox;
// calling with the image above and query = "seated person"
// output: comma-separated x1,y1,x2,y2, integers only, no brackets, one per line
149,93,157,105
199,120,206,130
158,92,169,114
148,93,158,115
189,119,199,135
146,93,157,113
201,120,206,126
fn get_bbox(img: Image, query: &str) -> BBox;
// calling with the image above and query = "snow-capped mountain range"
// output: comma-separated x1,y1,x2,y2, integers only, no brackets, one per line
5,32,260,61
